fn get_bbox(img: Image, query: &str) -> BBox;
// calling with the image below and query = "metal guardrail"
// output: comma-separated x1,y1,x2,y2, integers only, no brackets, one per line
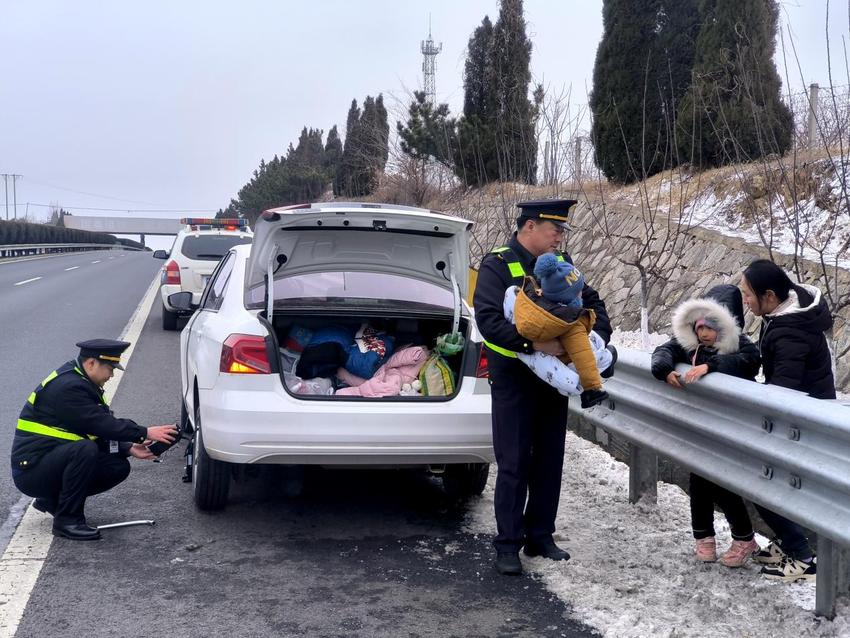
0,243,139,258
571,348,850,618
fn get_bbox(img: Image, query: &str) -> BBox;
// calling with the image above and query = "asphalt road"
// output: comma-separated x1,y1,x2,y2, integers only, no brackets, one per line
0,250,162,536
7,262,598,637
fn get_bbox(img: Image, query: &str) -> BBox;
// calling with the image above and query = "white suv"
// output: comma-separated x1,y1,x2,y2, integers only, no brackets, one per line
154,218,252,330
168,202,493,510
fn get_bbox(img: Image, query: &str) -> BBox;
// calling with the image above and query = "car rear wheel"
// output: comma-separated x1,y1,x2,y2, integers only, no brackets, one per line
442,463,489,499
192,405,231,510
162,302,179,331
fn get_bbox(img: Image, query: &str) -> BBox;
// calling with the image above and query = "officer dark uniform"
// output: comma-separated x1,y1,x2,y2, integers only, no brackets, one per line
11,339,149,541
472,199,611,575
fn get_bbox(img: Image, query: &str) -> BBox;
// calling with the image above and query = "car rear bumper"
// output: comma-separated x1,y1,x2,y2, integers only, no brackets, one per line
197,380,494,466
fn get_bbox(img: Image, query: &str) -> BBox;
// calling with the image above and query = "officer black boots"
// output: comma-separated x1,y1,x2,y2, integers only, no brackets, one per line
523,538,571,561
52,521,101,541
495,551,523,575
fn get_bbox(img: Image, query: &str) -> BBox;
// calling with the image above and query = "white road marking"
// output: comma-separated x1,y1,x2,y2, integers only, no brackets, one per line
63,266,79,271
12,277,42,286
91,260,101,264
0,272,160,637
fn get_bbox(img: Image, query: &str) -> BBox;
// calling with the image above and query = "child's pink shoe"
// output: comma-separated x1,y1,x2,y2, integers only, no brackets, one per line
695,537,717,562
719,538,759,567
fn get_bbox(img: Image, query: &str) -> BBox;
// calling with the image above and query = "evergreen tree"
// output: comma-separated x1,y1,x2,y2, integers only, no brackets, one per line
336,95,390,197
335,99,362,196
590,0,699,183
454,16,498,186
397,91,455,166
677,0,793,168
323,125,343,180
489,0,539,184
453,2,539,186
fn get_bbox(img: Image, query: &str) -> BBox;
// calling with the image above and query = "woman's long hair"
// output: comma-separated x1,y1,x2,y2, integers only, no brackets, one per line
743,259,794,302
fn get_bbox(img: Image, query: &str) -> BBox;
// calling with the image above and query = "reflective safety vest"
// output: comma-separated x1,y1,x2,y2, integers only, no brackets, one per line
16,364,103,442
482,246,566,359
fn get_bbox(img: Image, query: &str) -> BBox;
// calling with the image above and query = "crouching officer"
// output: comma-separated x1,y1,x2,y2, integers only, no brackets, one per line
11,339,178,541
472,200,612,576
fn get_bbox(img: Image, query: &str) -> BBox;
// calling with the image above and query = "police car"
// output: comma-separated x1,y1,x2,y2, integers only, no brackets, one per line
167,202,493,510
154,218,253,330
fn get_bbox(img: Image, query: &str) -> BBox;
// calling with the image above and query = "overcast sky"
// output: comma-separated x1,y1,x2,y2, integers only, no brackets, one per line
0,0,844,243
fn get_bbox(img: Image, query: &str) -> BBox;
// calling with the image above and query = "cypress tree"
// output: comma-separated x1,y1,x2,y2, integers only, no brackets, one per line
324,125,343,184
489,0,538,184
335,100,362,196
591,0,699,183
454,16,498,186
677,0,793,168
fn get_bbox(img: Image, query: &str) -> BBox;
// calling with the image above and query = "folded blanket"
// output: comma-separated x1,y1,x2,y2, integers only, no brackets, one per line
504,286,612,396
336,346,429,397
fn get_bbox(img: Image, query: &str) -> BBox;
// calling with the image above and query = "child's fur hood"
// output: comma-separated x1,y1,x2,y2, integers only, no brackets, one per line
671,297,740,354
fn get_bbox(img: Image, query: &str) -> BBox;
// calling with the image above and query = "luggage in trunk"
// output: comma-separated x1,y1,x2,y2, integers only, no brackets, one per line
270,314,472,399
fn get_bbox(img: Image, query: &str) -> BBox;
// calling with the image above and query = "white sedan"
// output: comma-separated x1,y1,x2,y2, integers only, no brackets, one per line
171,202,493,510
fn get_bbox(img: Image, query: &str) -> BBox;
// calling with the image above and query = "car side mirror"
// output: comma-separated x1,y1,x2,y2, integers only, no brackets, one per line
153,250,169,259
168,291,198,311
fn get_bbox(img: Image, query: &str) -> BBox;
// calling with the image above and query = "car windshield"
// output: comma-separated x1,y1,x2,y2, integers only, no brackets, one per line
181,235,251,261
245,271,454,310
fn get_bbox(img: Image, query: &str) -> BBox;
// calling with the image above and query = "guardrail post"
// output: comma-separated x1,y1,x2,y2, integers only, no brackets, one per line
628,443,657,504
815,538,850,618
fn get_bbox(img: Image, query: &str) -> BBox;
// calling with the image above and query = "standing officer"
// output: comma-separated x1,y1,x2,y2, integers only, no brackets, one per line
473,199,612,575
12,339,178,541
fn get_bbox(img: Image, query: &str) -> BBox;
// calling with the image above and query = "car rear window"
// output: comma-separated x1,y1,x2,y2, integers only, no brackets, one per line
180,235,251,261
246,271,454,310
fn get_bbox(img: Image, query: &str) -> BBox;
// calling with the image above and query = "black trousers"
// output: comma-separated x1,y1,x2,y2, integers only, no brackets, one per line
689,473,754,541
488,353,569,553
753,504,814,560
13,439,131,526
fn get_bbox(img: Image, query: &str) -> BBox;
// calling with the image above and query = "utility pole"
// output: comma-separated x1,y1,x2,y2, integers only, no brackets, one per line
420,16,442,105
11,174,21,219
1,174,21,220
807,83,820,150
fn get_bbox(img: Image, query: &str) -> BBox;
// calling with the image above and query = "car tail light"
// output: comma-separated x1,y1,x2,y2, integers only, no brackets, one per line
162,260,181,285
476,344,489,378
220,334,271,374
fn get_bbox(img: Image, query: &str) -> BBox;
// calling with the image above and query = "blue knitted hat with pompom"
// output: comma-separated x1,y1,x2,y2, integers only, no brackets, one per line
533,253,584,307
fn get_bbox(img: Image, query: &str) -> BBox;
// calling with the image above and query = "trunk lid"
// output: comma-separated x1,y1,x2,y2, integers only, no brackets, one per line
246,203,473,325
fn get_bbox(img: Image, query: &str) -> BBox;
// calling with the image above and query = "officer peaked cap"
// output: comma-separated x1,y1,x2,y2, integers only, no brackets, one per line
76,339,131,370
516,199,576,230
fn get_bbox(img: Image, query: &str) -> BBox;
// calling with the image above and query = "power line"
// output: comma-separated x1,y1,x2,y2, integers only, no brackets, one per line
23,202,217,213
22,178,162,206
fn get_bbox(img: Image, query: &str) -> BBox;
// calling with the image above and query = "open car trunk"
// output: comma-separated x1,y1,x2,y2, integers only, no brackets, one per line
262,310,474,400
246,203,478,401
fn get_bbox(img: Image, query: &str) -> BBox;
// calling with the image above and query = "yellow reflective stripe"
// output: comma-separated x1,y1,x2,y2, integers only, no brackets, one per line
507,262,525,278
27,392,36,405
483,340,519,359
16,419,96,442
556,254,565,262
491,246,510,253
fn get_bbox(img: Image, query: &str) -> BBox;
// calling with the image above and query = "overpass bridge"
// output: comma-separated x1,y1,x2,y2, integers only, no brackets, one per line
61,215,184,246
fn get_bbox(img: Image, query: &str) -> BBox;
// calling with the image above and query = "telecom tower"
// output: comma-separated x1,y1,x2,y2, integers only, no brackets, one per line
420,18,442,105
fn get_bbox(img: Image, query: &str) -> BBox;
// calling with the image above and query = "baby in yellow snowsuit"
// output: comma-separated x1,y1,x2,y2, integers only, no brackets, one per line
513,252,608,409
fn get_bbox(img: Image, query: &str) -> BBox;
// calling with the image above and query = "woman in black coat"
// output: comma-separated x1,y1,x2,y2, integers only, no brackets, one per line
740,259,835,583
652,284,761,567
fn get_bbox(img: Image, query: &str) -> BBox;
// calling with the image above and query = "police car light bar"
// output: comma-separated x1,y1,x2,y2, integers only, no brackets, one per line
180,217,248,230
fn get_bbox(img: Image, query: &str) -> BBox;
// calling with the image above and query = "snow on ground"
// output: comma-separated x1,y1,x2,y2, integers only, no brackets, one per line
464,434,850,638
461,329,850,636
606,155,850,270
